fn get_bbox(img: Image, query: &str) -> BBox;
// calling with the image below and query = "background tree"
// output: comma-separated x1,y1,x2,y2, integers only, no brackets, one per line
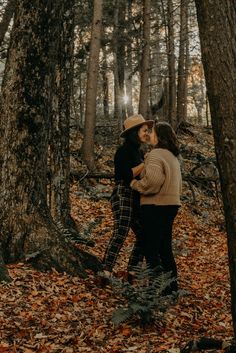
176,0,189,125
81,0,103,171
124,0,134,117
0,0,15,47
112,0,126,132
139,0,151,118
195,0,236,337
167,0,177,127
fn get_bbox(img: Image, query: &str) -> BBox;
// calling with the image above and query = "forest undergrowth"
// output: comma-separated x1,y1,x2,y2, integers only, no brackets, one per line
0,126,233,352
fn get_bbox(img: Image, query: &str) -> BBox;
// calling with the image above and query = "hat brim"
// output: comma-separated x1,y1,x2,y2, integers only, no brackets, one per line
120,120,154,138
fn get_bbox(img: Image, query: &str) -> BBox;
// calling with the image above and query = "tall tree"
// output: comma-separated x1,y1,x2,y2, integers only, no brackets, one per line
81,0,103,171
113,0,126,132
149,9,163,115
139,0,151,118
0,0,15,47
0,0,100,282
124,0,134,117
167,0,177,127
101,45,109,120
176,0,189,124
195,0,236,337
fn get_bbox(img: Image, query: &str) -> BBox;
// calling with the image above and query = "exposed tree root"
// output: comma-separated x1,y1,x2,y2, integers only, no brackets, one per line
0,211,102,282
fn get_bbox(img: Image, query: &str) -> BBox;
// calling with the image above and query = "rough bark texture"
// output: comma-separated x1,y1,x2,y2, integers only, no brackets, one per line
195,0,236,337
81,0,103,171
0,0,101,280
49,0,75,228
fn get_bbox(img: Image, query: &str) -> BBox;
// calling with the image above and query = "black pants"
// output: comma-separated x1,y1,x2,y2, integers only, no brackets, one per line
141,205,179,292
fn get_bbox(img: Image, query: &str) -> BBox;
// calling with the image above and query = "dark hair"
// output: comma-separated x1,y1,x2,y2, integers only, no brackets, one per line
154,122,180,156
124,125,142,146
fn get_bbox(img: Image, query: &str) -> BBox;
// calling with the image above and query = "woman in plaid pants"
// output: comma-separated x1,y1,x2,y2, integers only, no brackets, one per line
102,114,154,280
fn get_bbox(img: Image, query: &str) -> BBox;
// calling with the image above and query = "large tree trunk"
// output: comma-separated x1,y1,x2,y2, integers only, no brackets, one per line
0,0,101,281
195,0,236,337
81,0,103,171
49,0,76,229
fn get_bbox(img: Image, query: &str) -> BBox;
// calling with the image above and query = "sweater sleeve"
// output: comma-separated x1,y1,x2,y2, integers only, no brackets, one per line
130,150,165,195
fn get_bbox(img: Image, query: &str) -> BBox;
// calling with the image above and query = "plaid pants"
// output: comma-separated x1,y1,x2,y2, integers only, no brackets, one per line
103,182,144,272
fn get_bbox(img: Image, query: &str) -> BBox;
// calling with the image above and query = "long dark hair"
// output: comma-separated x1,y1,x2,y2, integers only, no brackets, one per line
124,126,142,147
154,122,180,156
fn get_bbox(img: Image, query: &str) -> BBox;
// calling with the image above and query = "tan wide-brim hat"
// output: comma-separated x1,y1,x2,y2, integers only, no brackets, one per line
120,114,154,137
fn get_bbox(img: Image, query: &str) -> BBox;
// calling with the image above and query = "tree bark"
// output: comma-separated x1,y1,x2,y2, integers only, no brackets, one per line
124,0,134,117
0,0,15,47
195,0,236,338
113,0,126,133
176,0,189,125
167,0,177,127
81,0,103,171
0,0,101,281
139,0,151,118
49,0,76,229
101,45,109,120
149,9,162,117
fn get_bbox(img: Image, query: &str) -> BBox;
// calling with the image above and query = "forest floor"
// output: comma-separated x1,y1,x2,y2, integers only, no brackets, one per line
0,126,234,353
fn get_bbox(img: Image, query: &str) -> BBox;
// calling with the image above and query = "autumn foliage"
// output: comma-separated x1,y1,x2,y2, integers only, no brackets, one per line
0,128,233,352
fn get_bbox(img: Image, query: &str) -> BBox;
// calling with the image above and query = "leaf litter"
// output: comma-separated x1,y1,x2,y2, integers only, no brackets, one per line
0,128,233,352
0,198,232,352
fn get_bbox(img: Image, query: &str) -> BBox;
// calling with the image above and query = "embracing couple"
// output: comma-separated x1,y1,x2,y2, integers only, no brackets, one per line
101,114,182,295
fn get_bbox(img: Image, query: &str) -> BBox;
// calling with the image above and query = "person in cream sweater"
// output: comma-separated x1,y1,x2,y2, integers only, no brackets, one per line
130,121,182,295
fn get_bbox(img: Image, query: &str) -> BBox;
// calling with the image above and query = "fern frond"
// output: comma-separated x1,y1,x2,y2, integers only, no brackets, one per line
112,307,133,325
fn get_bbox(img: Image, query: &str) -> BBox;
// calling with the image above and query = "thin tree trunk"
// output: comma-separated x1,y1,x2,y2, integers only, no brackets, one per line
176,0,188,125
195,0,236,337
183,20,190,121
102,46,109,119
139,0,151,118
113,0,125,133
167,0,177,127
149,10,162,115
81,0,103,171
125,0,134,117
206,95,210,127
113,2,122,131
0,0,15,47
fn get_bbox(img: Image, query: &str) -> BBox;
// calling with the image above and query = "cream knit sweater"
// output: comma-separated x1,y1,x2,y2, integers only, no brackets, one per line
130,148,182,206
